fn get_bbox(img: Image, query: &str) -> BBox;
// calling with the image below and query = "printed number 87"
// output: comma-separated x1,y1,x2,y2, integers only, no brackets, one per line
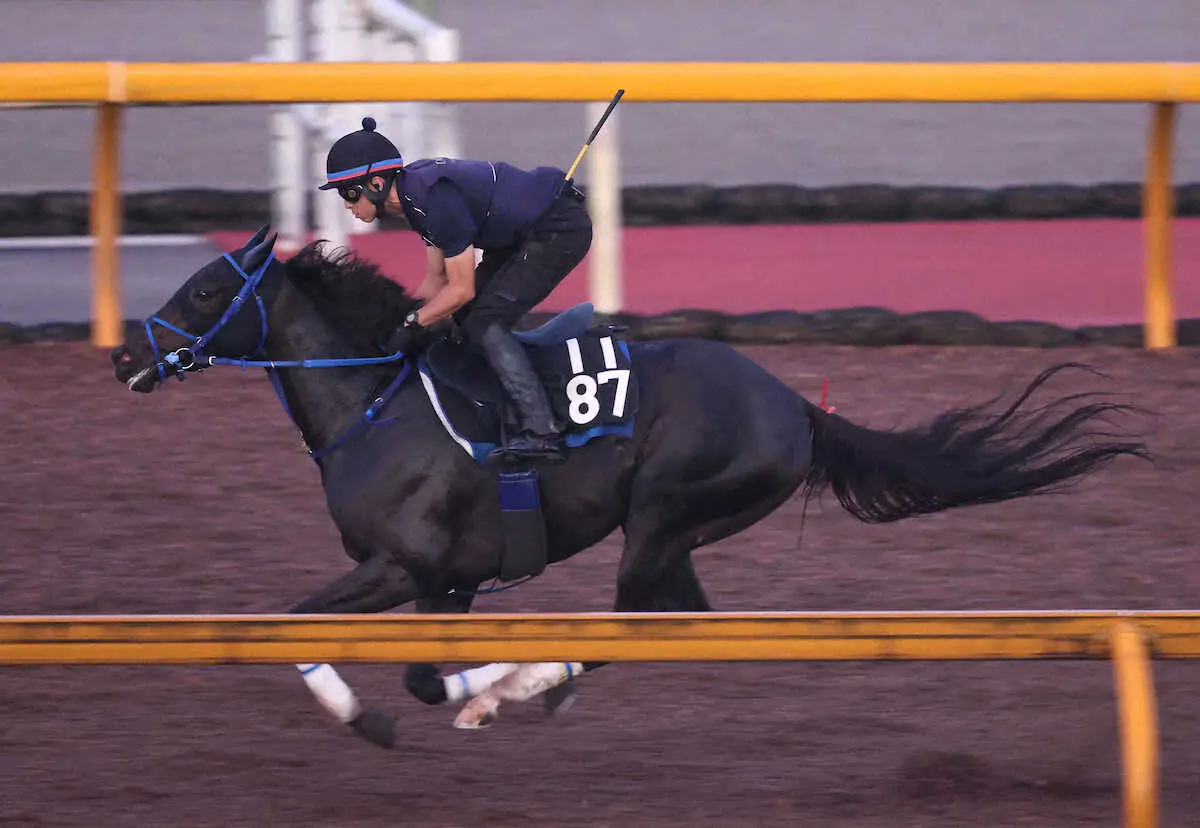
565,337,630,425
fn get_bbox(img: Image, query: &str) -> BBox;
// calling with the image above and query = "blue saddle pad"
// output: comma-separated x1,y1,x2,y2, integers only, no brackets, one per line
417,313,638,464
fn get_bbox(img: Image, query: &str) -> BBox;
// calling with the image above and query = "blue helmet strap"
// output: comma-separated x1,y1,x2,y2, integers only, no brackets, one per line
144,252,274,382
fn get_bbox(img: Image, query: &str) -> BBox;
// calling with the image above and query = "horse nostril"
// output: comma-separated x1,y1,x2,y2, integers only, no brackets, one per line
109,345,128,366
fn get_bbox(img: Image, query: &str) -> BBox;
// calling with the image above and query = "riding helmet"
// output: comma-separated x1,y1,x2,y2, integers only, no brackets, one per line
317,116,404,190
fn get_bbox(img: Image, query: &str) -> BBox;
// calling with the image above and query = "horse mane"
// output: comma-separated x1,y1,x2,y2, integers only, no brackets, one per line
283,240,419,353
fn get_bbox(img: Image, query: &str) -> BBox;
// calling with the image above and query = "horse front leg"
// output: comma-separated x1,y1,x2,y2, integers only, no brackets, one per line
407,591,572,716
290,553,421,750
403,589,476,706
423,587,577,723
453,546,711,729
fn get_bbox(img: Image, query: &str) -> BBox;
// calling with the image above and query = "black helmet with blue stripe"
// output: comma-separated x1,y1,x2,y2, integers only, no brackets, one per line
318,116,404,192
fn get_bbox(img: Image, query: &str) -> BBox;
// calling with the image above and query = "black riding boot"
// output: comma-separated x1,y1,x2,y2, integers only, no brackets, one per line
479,324,566,465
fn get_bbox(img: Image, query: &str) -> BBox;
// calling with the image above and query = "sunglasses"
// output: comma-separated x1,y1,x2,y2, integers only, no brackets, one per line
337,184,364,203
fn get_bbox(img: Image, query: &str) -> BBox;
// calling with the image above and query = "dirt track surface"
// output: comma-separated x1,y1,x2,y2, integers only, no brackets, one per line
1,341,1199,827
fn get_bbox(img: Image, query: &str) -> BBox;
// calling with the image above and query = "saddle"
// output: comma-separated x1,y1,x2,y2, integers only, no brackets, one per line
425,302,597,407
419,302,639,463
416,303,639,583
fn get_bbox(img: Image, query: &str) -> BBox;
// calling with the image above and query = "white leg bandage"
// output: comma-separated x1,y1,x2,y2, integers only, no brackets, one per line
453,662,583,729
443,662,520,702
496,662,584,703
297,663,362,724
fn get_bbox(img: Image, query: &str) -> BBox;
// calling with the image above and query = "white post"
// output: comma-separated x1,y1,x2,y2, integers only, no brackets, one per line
312,0,351,251
586,101,622,313
351,19,398,237
266,0,306,255
289,0,462,250
423,27,460,158
391,38,424,167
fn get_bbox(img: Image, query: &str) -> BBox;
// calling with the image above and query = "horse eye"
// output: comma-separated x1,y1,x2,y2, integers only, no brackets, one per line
193,288,213,301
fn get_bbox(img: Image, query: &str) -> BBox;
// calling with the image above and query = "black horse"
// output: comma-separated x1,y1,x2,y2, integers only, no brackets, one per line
112,226,1149,745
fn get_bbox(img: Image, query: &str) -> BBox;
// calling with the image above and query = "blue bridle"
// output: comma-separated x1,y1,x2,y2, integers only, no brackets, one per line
144,251,408,379
142,250,411,461
144,252,274,382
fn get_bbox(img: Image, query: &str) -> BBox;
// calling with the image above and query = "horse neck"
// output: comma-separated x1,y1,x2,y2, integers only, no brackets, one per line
261,277,397,452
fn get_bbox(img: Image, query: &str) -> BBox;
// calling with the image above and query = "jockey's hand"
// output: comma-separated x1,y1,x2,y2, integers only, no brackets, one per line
385,311,423,356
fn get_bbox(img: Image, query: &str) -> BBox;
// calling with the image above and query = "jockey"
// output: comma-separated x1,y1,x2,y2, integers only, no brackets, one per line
318,116,593,465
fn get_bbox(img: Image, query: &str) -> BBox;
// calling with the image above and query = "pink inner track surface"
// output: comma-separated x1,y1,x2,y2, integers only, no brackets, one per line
212,217,1200,328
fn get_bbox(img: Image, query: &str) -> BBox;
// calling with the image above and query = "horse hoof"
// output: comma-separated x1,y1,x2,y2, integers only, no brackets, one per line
349,709,396,749
405,663,448,706
542,679,576,717
453,710,496,730
454,697,498,730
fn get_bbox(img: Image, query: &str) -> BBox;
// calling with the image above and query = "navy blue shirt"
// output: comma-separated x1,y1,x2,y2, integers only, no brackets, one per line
422,180,479,257
398,158,564,256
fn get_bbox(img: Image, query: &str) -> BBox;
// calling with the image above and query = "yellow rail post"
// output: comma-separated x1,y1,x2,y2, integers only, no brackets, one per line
1143,102,1177,350
1111,619,1160,828
89,102,122,349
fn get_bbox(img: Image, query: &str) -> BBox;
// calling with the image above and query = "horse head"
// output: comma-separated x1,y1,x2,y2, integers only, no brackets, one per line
111,225,282,392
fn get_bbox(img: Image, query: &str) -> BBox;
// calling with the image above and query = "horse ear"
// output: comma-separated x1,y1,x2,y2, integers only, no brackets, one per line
234,223,272,256
240,231,278,274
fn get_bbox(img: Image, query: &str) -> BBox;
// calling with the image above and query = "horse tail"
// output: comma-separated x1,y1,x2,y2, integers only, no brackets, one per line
799,362,1151,524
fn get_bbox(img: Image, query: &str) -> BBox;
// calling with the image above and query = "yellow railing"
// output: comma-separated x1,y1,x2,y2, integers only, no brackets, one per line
3,62,1199,103
1,62,1195,349
0,609,1191,827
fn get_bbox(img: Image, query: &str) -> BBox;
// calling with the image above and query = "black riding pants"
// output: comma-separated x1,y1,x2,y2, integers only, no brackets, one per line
457,193,593,345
